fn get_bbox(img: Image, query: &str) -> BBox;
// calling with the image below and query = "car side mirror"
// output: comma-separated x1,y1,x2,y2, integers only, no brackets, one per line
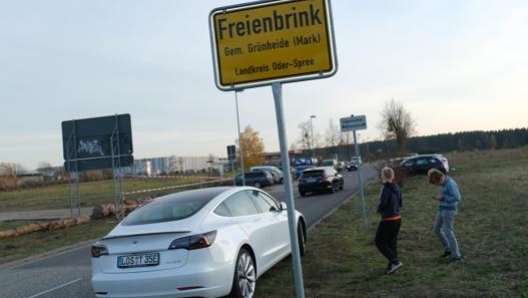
280,202,288,211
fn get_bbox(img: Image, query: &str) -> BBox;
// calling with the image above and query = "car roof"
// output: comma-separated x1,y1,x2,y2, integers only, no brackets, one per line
304,166,333,171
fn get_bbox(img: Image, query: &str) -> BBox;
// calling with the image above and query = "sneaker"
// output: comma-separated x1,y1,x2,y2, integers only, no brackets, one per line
449,257,463,263
386,261,403,274
439,250,451,258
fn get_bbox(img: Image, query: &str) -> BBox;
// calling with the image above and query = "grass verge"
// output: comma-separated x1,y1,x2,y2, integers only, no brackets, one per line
0,176,228,212
0,219,116,265
254,148,528,298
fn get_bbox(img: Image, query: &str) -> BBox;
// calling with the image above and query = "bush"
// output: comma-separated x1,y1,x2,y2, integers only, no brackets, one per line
0,176,17,191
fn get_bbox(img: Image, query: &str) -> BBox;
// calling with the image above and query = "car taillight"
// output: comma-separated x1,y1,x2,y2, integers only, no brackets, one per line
168,231,217,250
91,244,109,258
320,175,328,181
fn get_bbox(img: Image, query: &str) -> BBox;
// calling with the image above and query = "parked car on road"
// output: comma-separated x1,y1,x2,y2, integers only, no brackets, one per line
294,165,315,179
91,186,307,298
298,166,344,197
321,159,338,169
336,161,346,172
399,154,449,175
250,165,284,184
234,171,274,188
347,156,362,171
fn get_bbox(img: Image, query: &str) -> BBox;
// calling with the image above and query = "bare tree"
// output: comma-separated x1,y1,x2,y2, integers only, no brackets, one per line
324,119,341,157
0,163,25,177
297,120,311,151
378,98,416,152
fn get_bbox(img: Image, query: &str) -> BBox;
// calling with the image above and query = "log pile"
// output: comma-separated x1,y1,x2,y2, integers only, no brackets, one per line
0,215,91,239
0,197,153,239
91,197,152,219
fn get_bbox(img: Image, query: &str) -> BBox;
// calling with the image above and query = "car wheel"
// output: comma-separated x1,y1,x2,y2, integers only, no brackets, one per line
299,191,306,197
253,181,261,188
229,248,256,298
339,181,344,190
297,222,307,257
330,183,337,194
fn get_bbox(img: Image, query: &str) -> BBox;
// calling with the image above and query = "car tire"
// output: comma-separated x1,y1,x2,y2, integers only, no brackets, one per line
339,181,344,190
299,191,306,197
297,222,307,257
253,181,261,188
330,183,337,194
229,248,256,298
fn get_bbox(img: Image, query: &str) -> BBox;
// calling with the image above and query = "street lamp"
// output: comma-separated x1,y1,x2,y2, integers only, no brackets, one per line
235,89,245,186
357,133,361,156
310,115,316,160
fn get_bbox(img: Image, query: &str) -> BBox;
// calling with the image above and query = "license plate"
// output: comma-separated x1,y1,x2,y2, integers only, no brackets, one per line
117,253,160,268
306,178,316,183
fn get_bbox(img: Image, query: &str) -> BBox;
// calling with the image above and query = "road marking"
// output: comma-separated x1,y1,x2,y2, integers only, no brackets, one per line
25,278,82,298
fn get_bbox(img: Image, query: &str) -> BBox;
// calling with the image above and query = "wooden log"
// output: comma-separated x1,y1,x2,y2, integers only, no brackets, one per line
0,229,16,239
75,215,90,225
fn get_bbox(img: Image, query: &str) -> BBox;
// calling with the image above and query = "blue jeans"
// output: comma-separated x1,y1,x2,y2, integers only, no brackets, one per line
433,210,460,258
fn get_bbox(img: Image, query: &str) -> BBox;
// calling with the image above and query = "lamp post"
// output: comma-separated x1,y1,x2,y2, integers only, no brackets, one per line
235,89,245,186
357,133,361,156
365,137,370,157
310,115,316,160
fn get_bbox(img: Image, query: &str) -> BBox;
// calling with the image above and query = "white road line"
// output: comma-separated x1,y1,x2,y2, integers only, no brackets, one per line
25,278,82,298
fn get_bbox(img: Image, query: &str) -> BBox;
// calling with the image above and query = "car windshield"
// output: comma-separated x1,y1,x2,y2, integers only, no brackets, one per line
121,188,225,225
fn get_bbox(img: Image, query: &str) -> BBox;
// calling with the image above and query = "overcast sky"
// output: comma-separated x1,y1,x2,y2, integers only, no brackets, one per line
1,0,527,170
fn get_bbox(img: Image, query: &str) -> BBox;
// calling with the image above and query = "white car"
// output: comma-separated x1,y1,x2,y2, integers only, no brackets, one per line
91,186,307,298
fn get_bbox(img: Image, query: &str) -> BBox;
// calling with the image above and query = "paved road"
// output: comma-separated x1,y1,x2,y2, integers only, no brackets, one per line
0,165,379,298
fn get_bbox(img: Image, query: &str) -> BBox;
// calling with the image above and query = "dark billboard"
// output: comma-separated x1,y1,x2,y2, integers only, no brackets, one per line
62,114,133,171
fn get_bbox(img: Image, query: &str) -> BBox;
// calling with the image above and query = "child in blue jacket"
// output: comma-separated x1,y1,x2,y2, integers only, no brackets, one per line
428,168,462,262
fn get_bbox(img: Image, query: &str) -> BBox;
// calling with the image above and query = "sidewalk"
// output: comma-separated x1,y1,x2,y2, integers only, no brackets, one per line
0,207,93,221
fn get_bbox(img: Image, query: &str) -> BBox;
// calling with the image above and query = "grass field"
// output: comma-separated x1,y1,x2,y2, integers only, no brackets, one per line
0,175,229,212
253,148,528,298
1,149,527,297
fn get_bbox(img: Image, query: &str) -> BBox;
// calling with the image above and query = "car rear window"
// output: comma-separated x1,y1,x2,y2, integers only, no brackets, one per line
302,170,324,178
246,172,262,178
120,188,224,225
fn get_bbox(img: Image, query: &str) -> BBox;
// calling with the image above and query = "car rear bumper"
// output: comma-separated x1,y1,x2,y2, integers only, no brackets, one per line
92,260,232,298
298,182,332,193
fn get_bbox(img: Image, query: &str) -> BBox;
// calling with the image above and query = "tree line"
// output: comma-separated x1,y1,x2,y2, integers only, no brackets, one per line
354,128,528,159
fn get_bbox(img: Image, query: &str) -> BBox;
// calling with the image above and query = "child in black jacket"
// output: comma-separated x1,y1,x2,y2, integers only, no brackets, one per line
375,166,403,274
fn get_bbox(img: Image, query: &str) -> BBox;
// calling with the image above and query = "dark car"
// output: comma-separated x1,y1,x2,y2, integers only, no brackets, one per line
346,156,362,171
399,154,448,175
234,171,274,188
298,166,344,197
294,165,315,179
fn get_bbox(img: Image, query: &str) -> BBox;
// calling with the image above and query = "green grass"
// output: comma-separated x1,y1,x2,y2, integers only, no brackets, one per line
254,148,528,298
0,176,227,212
0,219,116,265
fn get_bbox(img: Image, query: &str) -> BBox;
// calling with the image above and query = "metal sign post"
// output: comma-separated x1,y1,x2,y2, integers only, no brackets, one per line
340,115,368,228
234,90,245,186
209,1,339,296
227,145,237,186
272,82,305,298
